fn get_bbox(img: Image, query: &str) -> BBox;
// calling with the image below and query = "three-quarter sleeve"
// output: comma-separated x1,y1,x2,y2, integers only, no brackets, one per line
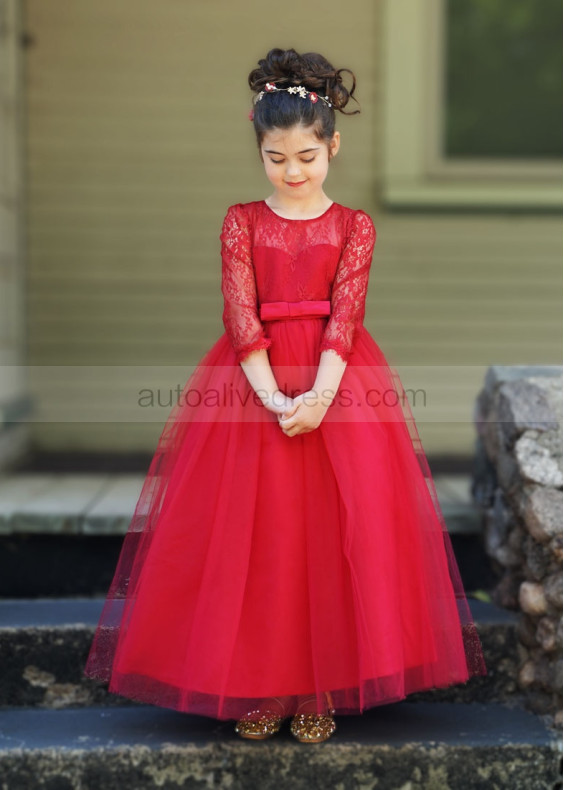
319,210,377,363
220,204,272,364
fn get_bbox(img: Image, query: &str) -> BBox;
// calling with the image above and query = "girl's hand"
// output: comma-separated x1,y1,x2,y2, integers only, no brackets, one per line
278,389,330,437
261,389,296,419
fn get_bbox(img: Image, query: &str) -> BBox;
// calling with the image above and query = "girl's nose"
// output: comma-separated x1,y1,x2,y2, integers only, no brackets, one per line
286,162,302,177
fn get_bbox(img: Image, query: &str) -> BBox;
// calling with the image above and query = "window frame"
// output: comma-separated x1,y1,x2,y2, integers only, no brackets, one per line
382,0,562,212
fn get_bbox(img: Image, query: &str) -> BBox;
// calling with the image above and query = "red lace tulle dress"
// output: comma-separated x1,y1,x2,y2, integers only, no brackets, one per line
83,199,487,720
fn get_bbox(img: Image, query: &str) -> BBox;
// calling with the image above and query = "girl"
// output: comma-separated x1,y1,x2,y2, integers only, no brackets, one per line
84,47,487,744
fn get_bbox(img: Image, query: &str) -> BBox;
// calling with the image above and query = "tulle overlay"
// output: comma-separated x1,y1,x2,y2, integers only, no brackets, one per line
84,201,486,720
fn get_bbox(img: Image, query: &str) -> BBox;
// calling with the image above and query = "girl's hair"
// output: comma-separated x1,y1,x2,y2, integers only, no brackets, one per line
248,48,360,149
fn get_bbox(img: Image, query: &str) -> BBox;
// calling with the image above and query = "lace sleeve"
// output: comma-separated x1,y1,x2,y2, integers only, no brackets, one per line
319,210,377,362
220,204,272,364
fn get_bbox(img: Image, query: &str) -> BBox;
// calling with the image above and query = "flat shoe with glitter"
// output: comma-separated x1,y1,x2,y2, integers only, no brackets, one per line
234,697,288,739
289,693,337,743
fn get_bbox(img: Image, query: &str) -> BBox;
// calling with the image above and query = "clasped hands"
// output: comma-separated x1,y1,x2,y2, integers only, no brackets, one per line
263,389,332,437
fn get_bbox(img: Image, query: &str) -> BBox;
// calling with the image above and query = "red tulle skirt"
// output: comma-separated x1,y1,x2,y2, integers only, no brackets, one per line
83,316,487,720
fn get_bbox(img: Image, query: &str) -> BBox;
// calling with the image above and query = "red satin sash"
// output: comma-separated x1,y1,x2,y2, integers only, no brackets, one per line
260,300,331,322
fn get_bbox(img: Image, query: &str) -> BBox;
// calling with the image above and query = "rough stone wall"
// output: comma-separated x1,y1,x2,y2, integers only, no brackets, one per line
472,366,563,725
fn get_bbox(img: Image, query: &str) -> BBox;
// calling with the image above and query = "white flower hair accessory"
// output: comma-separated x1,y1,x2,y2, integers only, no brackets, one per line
253,81,333,108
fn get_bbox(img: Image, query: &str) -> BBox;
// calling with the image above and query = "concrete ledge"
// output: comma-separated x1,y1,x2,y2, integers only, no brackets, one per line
0,597,515,629
0,702,560,790
0,598,520,708
0,474,142,535
0,473,482,536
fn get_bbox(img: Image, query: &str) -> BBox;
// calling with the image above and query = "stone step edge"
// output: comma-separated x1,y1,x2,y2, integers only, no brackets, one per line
0,472,483,536
0,596,518,630
0,704,559,790
0,596,522,710
0,700,559,751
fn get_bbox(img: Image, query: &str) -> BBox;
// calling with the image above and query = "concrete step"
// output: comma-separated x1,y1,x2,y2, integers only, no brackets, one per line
0,472,482,536
0,473,144,536
0,472,498,596
0,701,560,790
0,597,520,709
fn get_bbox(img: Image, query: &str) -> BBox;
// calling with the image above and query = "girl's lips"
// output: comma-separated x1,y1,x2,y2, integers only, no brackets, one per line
286,181,306,187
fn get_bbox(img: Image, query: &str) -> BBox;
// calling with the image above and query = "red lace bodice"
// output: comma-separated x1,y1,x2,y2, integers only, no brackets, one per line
220,200,377,363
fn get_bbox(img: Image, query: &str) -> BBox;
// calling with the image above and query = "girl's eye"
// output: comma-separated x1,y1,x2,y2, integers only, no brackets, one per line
269,157,316,165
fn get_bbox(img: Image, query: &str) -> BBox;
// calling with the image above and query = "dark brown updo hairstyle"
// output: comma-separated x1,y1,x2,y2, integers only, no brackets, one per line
248,48,360,153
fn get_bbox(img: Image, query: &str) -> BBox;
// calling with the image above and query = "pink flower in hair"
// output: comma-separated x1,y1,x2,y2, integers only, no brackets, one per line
309,92,319,103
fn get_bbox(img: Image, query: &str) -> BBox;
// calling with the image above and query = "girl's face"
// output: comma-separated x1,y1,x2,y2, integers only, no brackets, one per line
259,124,340,200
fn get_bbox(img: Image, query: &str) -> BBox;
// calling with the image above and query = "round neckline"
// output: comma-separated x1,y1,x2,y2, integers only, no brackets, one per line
262,199,336,222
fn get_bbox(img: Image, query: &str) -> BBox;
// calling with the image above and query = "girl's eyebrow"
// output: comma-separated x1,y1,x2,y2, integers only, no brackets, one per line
264,147,320,155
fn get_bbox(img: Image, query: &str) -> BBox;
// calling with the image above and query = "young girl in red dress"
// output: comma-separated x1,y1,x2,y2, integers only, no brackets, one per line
84,47,487,744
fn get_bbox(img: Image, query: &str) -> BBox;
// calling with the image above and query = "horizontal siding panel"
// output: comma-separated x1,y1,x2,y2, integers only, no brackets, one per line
26,295,560,326
26,267,561,288
26,336,552,357
28,420,476,457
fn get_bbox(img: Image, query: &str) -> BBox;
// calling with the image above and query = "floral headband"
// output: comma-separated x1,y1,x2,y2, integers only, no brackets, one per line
249,81,333,120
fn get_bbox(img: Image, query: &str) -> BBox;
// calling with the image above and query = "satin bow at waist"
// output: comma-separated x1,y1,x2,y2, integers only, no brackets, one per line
260,300,331,322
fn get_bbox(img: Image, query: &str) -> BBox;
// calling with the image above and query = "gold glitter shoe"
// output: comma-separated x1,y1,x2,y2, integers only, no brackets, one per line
234,697,288,740
289,692,337,744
